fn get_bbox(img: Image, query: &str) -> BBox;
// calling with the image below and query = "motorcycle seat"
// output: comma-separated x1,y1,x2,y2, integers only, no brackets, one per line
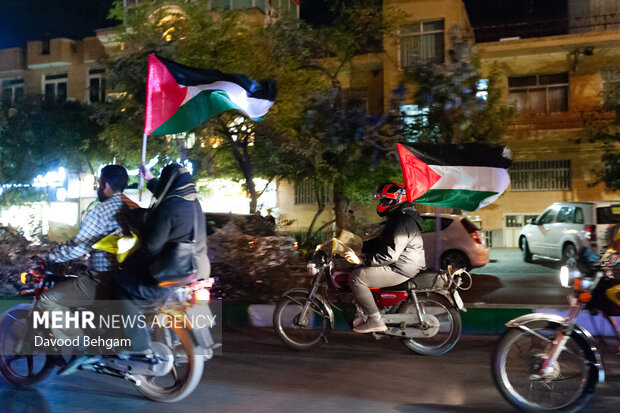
381,269,442,292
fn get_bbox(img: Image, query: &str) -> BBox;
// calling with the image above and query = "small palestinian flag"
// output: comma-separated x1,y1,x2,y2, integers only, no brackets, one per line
397,142,512,211
144,54,277,135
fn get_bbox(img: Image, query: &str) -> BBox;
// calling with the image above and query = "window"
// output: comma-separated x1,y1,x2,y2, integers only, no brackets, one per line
601,69,620,108
538,208,557,225
476,78,488,101
342,88,369,114
421,217,453,233
574,207,584,224
510,160,571,191
294,180,332,205
1,78,24,107
400,19,444,69
507,73,568,113
44,73,68,103
88,68,105,103
556,206,574,223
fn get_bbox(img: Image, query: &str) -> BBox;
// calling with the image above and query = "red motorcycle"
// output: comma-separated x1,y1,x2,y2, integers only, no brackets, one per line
273,247,471,355
0,263,216,402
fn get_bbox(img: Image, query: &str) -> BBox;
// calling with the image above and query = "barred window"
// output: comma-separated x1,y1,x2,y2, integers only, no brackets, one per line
510,160,571,191
295,180,333,205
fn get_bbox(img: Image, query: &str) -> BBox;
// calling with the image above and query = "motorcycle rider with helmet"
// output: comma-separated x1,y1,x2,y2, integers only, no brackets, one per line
344,182,426,333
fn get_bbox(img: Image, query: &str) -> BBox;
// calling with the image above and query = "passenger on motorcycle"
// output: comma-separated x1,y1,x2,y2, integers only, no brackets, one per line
344,182,425,333
114,163,210,353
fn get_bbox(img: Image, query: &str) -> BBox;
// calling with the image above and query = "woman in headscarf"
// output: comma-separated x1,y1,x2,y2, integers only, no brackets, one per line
115,163,210,353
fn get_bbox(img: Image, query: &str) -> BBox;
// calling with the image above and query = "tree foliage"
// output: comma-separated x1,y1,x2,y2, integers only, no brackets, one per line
404,27,514,145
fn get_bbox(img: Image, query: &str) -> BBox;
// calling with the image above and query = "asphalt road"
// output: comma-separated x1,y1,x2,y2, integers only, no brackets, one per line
463,248,567,307
1,328,620,412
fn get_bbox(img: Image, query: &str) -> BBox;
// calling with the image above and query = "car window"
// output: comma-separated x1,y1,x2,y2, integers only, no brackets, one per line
556,206,573,223
596,206,620,224
574,207,584,224
538,208,556,225
421,217,452,233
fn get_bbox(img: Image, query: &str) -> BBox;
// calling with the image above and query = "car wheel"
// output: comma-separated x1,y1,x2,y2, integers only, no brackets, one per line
562,243,577,267
520,238,532,263
440,250,471,271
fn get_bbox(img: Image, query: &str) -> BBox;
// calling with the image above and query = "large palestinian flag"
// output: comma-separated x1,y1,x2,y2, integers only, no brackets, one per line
144,54,277,135
397,142,512,211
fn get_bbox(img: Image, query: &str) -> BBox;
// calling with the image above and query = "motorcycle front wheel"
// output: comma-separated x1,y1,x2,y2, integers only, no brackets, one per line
492,326,598,412
0,305,56,387
400,292,462,356
273,291,331,351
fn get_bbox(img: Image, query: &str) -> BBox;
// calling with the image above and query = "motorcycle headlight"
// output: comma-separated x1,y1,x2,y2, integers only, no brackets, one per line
307,262,319,276
559,265,581,288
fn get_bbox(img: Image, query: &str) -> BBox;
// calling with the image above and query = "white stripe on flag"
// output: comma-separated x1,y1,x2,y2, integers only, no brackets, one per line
428,165,510,193
183,81,274,118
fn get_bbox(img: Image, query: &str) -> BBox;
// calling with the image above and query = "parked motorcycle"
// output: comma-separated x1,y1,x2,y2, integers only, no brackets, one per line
492,248,620,412
273,246,471,355
0,264,217,402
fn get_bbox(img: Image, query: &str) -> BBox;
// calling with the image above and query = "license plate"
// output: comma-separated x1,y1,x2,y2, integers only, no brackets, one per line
452,290,465,311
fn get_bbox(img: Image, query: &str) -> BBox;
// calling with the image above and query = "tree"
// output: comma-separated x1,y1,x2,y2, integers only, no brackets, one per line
0,100,105,203
403,27,514,145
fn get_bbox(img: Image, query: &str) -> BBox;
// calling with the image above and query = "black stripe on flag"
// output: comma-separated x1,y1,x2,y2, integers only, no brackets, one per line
398,142,512,169
155,55,277,101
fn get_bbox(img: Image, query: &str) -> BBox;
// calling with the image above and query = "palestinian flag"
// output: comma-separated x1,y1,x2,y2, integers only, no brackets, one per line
144,54,277,135
397,142,512,211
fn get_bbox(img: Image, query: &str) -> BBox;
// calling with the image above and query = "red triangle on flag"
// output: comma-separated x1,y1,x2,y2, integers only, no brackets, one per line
144,54,188,135
397,143,441,202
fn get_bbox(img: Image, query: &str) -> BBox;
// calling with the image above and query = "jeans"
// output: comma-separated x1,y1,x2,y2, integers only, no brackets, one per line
349,266,409,316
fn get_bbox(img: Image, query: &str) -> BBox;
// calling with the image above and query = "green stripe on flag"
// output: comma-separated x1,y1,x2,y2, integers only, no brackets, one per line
152,90,239,135
415,189,498,211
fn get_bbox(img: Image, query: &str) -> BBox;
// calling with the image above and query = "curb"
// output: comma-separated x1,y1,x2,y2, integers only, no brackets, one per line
223,303,533,335
225,303,619,336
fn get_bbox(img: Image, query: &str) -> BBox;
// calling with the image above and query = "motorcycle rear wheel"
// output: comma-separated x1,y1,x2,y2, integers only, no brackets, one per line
0,305,56,388
135,326,204,402
492,326,598,412
400,293,461,356
273,292,331,351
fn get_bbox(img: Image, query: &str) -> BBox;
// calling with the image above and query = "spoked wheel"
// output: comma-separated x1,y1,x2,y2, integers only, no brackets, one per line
0,305,55,387
400,292,462,356
135,326,204,402
492,326,598,412
273,292,331,351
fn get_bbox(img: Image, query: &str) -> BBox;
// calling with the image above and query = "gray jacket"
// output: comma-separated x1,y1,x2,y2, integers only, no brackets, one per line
362,204,426,277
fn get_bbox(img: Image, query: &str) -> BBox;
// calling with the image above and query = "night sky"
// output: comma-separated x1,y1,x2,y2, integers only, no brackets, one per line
0,0,116,49
0,0,568,50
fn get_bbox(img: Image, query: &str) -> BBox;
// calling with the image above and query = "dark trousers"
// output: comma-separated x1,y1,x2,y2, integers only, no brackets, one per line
114,273,169,352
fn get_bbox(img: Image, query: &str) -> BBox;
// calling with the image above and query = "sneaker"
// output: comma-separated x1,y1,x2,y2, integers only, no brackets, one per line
352,313,366,327
353,317,387,334
57,355,100,376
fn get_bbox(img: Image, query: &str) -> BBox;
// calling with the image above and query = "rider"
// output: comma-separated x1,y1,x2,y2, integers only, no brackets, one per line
114,163,210,353
39,165,138,374
344,182,425,334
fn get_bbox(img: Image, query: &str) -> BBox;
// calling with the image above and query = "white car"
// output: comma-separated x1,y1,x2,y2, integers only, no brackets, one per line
518,201,620,265
420,213,489,270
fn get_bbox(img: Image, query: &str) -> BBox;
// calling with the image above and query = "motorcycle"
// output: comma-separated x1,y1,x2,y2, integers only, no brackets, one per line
273,245,471,355
492,248,620,412
0,263,218,403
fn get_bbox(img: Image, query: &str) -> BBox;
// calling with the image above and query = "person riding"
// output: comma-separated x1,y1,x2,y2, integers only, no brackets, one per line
39,165,139,374
114,163,210,354
344,182,425,334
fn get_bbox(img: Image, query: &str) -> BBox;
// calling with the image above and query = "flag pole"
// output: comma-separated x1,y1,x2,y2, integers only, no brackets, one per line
139,133,147,201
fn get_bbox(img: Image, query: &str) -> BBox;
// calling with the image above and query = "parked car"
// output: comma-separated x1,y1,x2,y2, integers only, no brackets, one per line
517,201,620,265
419,213,489,270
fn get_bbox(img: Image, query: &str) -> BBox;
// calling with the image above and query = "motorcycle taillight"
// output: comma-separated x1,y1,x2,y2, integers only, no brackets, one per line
192,288,211,304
